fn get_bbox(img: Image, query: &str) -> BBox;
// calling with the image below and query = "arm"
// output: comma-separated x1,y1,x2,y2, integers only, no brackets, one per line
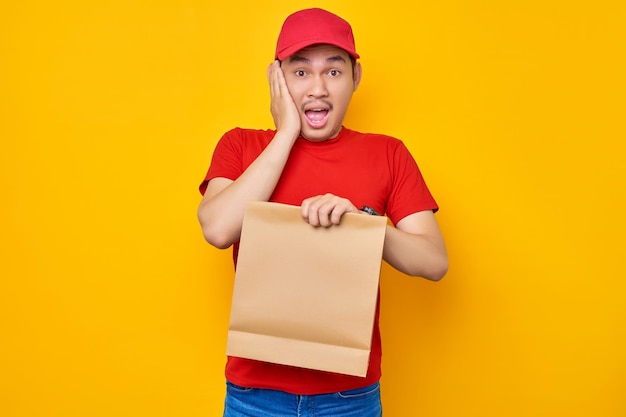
383,210,448,281
301,195,448,281
197,61,301,249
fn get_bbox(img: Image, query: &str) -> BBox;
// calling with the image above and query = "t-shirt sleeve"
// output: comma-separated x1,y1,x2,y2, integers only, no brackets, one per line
385,141,438,224
198,128,244,195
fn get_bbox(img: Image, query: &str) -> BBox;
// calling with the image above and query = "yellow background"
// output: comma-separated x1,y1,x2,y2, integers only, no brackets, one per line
1,1,624,416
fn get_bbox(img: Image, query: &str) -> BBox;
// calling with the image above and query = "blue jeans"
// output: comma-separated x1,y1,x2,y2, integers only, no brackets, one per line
223,381,382,417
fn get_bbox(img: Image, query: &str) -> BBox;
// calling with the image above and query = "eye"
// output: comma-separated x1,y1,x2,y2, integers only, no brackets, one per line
295,70,306,77
329,69,341,76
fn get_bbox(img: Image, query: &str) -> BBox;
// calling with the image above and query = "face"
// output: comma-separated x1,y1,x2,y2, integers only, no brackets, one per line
281,44,362,142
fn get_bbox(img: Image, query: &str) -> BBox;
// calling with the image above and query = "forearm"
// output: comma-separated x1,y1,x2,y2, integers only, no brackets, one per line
382,223,448,281
198,130,297,248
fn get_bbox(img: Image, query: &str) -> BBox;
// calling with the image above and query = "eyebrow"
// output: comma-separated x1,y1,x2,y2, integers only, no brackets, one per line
287,54,347,65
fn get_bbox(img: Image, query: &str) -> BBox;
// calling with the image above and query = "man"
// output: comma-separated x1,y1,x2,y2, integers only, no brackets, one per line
198,8,448,416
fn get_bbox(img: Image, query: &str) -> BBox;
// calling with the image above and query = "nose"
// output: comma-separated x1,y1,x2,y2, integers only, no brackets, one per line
307,75,329,98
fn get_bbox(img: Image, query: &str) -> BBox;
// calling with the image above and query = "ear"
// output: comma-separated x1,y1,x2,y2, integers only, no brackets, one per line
353,61,362,91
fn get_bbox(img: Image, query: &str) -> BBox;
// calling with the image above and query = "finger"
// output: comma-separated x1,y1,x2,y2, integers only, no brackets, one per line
326,199,358,226
274,64,290,97
306,204,323,227
315,199,343,227
268,61,280,96
326,203,353,226
301,195,323,226
301,198,311,223
271,67,293,113
316,203,333,227
329,205,346,225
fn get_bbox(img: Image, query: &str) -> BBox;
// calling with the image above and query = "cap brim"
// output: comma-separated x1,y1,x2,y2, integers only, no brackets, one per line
276,40,359,60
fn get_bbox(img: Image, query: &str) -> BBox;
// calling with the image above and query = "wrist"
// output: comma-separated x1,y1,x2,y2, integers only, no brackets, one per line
273,128,299,144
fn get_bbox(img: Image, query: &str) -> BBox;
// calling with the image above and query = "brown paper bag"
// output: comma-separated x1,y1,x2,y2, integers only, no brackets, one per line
226,201,387,377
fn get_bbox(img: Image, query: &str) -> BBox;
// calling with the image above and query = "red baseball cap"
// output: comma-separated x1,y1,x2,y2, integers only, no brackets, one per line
275,8,359,60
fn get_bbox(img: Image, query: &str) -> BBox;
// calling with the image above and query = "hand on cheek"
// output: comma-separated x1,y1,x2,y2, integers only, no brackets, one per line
267,60,301,136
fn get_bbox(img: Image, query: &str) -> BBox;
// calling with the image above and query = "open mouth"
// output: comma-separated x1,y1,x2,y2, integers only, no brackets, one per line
305,108,329,128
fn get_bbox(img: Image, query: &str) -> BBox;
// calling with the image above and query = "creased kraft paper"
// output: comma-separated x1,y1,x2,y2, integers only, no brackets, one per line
226,201,387,377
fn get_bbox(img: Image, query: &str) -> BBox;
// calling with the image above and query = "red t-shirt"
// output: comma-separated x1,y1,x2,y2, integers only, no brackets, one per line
200,126,438,394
